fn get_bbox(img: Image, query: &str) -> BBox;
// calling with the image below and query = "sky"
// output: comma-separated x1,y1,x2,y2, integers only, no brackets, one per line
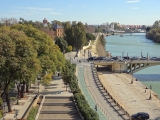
0,0,160,25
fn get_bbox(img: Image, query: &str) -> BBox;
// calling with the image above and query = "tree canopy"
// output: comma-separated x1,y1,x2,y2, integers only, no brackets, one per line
146,20,160,43
0,24,66,112
63,21,87,51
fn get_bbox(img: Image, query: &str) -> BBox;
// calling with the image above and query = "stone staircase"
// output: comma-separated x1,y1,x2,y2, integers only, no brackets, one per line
37,96,82,120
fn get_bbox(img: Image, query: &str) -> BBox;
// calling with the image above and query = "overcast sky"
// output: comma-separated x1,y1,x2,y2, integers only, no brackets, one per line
1,0,160,25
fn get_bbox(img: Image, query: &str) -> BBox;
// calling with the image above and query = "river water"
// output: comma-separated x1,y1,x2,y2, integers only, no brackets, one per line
105,33,160,98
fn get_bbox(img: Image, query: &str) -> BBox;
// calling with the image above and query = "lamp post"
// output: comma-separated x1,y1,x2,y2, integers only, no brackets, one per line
131,70,133,84
122,51,124,58
37,76,41,95
141,50,142,57
149,84,152,100
120,64,121,74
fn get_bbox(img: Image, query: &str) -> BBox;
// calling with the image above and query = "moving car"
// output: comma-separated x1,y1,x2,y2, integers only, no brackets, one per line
131,112,149,120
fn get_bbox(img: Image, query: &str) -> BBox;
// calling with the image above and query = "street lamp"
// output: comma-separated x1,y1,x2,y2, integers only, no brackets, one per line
122,51,124,58
149,84,152,100
37,73,42,95
120,64,121,74
131,70,133,84
141,50,142,57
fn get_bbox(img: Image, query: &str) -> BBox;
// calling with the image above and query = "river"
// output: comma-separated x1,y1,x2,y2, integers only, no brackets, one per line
105,33,160,98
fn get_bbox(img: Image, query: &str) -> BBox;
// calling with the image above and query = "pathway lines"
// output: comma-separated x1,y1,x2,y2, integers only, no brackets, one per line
78,66,107,120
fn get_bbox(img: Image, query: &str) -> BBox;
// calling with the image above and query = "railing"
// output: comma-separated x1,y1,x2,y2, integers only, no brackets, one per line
91,63,131,120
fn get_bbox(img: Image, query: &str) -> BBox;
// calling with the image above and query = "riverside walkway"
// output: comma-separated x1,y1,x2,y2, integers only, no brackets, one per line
97,67,160,119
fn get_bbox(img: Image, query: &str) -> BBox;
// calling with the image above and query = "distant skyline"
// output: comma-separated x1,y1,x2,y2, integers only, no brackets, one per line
1,0,160,25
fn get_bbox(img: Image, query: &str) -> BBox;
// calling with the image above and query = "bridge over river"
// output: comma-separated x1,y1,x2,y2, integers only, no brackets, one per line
93,59,160,73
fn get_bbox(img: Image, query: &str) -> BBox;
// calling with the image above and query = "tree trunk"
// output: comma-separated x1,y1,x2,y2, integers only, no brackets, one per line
20,84,24,98
66,84,67,91
26,84,29,93
5,92,11,112
17,84,20,104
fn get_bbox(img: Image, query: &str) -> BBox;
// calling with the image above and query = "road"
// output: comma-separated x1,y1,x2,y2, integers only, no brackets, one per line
74,49,129,120
80,62,126,120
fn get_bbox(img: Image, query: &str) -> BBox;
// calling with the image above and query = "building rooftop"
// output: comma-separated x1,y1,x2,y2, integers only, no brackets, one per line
53,24,63,31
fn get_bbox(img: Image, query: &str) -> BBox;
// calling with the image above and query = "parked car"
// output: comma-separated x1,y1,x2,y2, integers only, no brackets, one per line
87,57,96,61
140,57,147,60
123,56,130,60
95,57,105,60
111,56,118,60
106,58,114,61
156,57,160,61
150,57,157,60
131,57,138,60
131,112,149,120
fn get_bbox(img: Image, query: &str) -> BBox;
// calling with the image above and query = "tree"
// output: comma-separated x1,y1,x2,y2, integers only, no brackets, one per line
99,34,106,47
54,37,68,52
73,22,87,51
146,27,151,32
62,61,74,91
67,45,72,52
86,33,96,40
152,20,160,29
0,27,40,112
11,24,66,73
0,18,18,26
40,73,52,90
141,25,146,30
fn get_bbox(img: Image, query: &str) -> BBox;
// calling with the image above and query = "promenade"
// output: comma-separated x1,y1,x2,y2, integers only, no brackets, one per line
90,34,160,119
3,76,75,120
97,70,160,119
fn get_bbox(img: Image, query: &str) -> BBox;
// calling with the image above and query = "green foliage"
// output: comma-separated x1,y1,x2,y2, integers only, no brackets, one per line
26,107,38,120
99,34,106,47
54,37,68,52
146,21,160,43
19,18,43,29
74,93,99,120
67,45,72,52
40,73,52,89
62,61,99,120
95,28,101,33
11,24,65,73
86,33,96,40
9,97,17,101
63,22,87,51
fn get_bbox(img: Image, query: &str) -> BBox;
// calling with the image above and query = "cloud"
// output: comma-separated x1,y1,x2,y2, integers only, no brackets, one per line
126,0,140,3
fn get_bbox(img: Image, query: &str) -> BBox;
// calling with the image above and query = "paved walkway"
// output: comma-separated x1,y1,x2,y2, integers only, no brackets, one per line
98,69,160,119
3,76,73,120
78,66,107,120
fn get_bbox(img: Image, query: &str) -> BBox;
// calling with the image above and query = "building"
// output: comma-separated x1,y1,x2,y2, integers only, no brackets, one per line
43,18,48,27
53,24,63,37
